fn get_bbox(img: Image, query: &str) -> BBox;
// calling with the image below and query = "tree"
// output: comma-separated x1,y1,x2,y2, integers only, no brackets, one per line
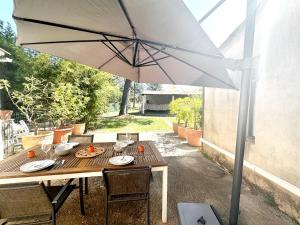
0,20,32,109
54,61,121,127
0,77,53,134
119,78,132,115
49,82,89,127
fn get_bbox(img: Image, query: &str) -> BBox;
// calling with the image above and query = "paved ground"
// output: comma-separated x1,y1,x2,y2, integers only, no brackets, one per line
55,132,298,225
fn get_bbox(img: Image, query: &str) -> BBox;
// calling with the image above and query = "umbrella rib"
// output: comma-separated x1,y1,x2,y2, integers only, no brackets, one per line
139,48,166,64
140,42,175,84
98,42,134,69
102,35,132,65
20,39,131,46
140,39,224,59
13,15,132,40
138,56,169,67
102,41,131,66
132,40,139,66
13,16,222,60
118,0,136,36
144,42,236,89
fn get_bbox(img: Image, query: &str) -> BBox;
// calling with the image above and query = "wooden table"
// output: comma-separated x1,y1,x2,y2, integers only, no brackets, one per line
0,141,168,223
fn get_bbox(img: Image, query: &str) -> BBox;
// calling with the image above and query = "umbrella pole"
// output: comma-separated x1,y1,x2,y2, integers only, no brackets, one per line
229,0,257,224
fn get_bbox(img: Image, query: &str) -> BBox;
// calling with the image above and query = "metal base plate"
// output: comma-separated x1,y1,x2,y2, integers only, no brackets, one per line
177,202,222,225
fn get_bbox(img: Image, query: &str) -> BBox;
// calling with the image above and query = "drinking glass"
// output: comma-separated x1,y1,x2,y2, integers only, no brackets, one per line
41,140,52,159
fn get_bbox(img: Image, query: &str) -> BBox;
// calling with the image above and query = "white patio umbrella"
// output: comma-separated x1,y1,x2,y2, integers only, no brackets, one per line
13,0,236,89
13,1,259,225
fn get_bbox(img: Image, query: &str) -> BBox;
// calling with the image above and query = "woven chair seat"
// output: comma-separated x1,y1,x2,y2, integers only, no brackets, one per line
5,214,51,225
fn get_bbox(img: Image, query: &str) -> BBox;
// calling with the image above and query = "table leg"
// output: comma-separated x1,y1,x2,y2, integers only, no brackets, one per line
162,166,168,223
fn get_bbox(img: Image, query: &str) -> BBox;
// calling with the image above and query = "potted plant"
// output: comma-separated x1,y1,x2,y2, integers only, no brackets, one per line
177,98,192,139
49,83,88,143
186,96,202,146
169,99,181,133
0,77,54,149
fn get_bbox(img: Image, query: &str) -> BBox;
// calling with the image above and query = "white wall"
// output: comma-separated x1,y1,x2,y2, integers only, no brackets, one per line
203,0,300,189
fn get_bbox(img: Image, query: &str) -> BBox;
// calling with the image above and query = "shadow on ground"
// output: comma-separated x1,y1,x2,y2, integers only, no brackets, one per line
55,133,298,225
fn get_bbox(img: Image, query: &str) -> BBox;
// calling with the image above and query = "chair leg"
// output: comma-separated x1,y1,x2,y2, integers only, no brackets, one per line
85,177,88,195
104,197,108,225
52,209,56,225
147,195,150,225
79,178,85,215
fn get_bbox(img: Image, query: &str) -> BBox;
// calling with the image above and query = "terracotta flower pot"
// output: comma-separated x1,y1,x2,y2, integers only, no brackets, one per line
177,125,188,139
172,122,178,134
71,123,86,135
52,127,73,144
21,131,54,150
0,110,13,120
186,128,202,147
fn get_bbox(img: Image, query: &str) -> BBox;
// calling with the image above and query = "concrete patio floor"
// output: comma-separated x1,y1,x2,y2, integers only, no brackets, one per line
55,132,298,225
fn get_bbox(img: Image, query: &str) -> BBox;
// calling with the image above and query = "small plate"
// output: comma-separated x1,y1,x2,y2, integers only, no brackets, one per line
20,160,55,173
109,156,134,166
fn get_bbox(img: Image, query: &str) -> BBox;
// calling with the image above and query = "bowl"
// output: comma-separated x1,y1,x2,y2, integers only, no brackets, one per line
55,143,73,156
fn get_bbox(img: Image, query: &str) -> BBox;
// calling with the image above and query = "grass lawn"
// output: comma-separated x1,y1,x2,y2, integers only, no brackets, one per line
93,115,175,132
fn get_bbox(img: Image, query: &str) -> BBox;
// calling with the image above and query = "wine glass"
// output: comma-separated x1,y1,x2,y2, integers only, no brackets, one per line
41,140,52,159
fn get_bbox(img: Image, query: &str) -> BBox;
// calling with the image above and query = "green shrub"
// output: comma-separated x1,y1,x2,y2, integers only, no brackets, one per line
169,96,202,129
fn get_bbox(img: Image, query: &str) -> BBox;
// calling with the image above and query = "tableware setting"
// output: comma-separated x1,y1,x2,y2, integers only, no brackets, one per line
75,145,105,158
109,155,134,166
20,159,55,173
55,143,74,156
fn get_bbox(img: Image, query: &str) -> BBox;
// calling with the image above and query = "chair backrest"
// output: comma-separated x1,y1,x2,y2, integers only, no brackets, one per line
68,134,94,143
103,167,151,197
19,120,30,133
0,182,52,219
117,133,139,141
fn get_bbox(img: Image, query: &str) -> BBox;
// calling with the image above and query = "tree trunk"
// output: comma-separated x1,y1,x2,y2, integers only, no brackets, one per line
119,79,132,116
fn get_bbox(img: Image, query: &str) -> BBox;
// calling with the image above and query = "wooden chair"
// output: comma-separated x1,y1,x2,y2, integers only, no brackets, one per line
68,134,94,194
103,167,151,225
68,134,94,143
117,133,139,141
0,179,84,225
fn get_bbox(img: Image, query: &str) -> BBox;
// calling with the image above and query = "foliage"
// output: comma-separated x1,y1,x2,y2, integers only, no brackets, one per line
0,20,32,108
0,20,121,129
0,77,53,133
49,82,88,127
169,97,191,126
54,61,121,127
169,96,202,129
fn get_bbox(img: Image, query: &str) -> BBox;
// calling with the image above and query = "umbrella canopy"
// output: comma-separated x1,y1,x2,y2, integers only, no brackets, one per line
13,0,235,89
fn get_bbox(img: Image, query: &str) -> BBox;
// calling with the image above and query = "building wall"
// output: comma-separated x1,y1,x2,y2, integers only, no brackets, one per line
203,0,300,220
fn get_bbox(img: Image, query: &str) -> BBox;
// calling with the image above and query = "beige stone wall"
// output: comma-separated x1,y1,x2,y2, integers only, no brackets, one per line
203,0,300,220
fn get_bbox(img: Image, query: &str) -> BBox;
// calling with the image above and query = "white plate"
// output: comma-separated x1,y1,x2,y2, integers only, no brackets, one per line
20,160,55,173
109,156,134,166
68,142,79,147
